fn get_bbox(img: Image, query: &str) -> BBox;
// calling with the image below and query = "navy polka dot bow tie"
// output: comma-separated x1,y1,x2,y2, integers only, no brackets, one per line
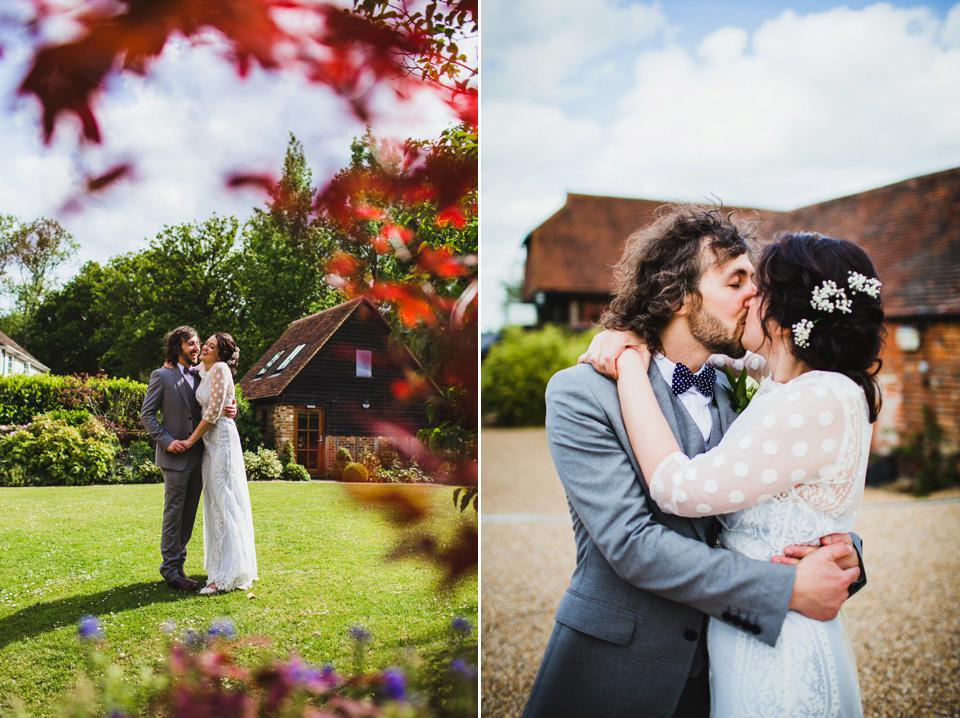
672,363,715,397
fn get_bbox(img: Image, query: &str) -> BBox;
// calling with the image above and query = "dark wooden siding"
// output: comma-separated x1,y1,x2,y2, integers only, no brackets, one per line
277,304,430,435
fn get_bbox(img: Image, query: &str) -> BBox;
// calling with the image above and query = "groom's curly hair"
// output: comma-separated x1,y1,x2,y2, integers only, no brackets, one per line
164,325,199,366
600,203,758,354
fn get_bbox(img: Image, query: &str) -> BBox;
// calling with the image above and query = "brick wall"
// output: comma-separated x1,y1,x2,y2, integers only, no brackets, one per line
325,434,422,469
256,404,296,452
875,321,960,452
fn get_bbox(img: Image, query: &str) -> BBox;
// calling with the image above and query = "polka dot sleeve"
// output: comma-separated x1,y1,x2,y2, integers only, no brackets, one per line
648,378,855,517
202,362,234,424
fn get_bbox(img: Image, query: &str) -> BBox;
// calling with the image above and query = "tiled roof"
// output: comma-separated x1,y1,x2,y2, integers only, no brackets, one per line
238,298,369,401
522,168,960,318
0,330,50,371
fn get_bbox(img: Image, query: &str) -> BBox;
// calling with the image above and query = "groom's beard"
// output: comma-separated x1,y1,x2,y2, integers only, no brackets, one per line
179,350,198,367
688,301,747,358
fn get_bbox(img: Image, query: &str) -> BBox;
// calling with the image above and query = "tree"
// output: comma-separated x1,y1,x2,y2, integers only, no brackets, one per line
0,216,79,349
236,135,343,373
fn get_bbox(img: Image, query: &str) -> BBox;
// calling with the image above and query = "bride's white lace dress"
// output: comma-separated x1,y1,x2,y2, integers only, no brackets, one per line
196,361,258,591
650,359,868,718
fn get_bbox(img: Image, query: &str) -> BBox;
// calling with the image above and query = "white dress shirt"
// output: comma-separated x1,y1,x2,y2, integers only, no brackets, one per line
179,363,196,390
653,354,713,441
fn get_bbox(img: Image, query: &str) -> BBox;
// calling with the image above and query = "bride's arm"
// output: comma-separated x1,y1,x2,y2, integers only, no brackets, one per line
184,363,234,448
619,353,853,517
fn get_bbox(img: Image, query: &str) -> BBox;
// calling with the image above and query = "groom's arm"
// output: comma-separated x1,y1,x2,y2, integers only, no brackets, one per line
547,366,797,648
140,370,177,451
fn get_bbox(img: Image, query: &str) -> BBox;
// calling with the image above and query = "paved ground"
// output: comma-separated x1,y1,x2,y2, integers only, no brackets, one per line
481,427,960,717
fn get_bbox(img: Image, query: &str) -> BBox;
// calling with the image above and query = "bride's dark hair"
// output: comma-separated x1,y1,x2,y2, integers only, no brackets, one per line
213,332,240,374
754,232,885,422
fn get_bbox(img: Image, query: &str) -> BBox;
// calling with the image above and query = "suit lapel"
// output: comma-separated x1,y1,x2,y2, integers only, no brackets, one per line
174,367,195,413
649,364,711,542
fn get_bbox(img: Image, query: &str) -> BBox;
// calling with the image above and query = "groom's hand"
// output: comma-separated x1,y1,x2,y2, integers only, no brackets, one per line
772,533,858,571
788,541,860,621
223,400,238,420
167,440,187,453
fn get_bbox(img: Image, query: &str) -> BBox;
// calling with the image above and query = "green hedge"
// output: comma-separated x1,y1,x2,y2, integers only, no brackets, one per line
481,325,598,426
0,374,146,435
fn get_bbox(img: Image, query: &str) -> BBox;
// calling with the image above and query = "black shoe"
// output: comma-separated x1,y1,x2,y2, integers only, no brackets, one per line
166,576,197,592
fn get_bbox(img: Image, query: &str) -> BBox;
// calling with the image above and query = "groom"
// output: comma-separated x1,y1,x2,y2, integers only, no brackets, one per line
140,326,236,592
522,207,865,717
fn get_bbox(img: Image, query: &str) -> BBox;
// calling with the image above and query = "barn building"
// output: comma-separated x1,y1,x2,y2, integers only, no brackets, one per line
521,168,960,450
238,298,434,476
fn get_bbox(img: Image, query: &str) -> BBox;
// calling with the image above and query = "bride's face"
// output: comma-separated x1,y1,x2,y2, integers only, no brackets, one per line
200,336,220,364
741,295,768,353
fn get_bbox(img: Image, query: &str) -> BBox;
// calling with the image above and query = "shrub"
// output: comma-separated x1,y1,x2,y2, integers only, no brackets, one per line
39,408,94,427
279,440,295,467
330,447,353,480
376,446,401,470
360,450,382,481
892,406,960,495
0,415,118,487
481,325,598,426
235,387,267,449
283,463,311,482
243,447,284,481
381,459,431,484
341,462,369,483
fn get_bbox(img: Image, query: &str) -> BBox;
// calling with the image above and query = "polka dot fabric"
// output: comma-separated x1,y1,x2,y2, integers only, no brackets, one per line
650,370,868,518
201,362,235,424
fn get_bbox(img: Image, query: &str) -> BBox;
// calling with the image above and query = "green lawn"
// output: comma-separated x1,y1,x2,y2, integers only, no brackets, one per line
0,482,478,716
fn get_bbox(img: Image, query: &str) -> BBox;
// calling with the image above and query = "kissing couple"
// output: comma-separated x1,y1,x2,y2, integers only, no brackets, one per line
524,206,884,717
140,326,258,596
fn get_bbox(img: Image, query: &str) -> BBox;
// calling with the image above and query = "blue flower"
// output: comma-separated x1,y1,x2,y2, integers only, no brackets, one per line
78,615,104,641
450,658,476,679
182,629,208,649
349,625,371,643
283,656,340,691
451,616,472,637
208,618,236,637
380,668,406,701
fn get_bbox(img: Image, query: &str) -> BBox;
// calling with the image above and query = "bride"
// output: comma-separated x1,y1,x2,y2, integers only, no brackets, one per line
584,232,884,717
178,333,258,594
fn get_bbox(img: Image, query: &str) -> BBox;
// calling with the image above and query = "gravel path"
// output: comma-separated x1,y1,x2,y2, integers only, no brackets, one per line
481,428,960,717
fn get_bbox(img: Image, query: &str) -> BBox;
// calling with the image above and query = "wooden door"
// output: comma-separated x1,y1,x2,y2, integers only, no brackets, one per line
295,408,325,475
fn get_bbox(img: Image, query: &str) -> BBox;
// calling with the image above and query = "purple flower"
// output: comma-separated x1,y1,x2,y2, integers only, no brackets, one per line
450,658,476,679
451,616,472,637
380,668,406,701
78,615,104,641
282,656,340,691
208,618,235,638
349,625,371,644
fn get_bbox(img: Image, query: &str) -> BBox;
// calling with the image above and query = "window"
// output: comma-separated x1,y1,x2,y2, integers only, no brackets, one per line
356,349,372,377
257,351,285,376
276,344,306,371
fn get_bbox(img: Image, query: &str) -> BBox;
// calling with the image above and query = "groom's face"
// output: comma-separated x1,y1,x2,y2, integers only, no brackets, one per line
179,334,201,366
684,250,756,357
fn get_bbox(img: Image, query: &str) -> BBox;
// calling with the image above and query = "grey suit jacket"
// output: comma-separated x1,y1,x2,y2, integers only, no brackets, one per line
523,362,798,718
140,367,203,471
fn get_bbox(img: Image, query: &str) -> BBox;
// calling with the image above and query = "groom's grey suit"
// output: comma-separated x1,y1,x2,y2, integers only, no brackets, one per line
140,366,204,582
523,362,798,718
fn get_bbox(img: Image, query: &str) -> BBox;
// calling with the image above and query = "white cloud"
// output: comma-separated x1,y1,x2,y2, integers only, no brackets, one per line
0,25,460,277
483,0,668,102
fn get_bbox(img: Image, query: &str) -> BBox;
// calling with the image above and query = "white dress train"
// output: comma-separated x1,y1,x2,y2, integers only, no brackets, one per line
649,361,867,718
196,361,258,591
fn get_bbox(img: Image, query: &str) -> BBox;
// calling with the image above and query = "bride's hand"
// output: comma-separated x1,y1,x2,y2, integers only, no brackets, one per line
578,329,645,379
163,361,174,370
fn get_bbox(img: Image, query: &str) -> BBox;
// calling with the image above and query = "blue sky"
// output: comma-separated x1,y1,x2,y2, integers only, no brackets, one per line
481,0,960,331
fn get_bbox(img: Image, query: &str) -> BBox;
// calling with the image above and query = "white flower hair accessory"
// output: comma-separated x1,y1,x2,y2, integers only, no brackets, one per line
792,319,815,349
792,271,881,350
226,345,240,367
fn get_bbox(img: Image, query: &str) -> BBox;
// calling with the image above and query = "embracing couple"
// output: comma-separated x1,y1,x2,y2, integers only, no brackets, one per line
524,206,884,717
140,326,258,596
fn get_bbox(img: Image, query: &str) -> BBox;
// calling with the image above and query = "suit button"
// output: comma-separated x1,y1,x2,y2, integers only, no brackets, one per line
684,629,698,641
750,624,761,635
721,611,732,622
731,616,743,626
